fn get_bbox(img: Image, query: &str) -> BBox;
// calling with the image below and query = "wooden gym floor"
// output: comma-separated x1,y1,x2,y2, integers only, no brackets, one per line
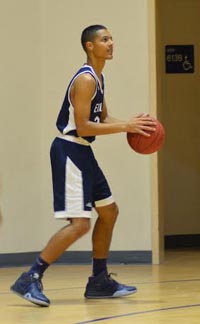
0,249,200,324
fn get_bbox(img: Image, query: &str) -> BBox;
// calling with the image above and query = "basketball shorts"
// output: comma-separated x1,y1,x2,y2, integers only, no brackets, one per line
50,136,115,219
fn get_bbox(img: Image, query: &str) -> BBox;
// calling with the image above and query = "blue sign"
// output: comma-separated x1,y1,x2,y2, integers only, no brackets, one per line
165,45,194,73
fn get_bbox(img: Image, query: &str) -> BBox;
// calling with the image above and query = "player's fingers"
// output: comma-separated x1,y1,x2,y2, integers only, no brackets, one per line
136,112,150,117
138,130,151,137
137,121,156,127
141,125,156,131
135,113,144,118
141,113,150,117
140,117,156,123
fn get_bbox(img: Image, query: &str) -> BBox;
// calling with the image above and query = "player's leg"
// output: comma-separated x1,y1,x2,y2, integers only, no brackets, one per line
10,217,91,307
41,139,92,265
84,161,137,298
40,218,90,264
92,202,118,261
10,139,92,306
85,202,137,298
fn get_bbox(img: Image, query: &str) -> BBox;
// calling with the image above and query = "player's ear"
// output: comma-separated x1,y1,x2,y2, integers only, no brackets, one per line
85,41,93,53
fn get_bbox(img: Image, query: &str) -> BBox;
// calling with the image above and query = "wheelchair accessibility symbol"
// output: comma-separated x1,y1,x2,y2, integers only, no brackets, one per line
165,45,194,74
183,56,193,71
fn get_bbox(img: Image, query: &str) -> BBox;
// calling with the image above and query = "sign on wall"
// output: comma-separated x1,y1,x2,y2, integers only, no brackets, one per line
165,45,194,73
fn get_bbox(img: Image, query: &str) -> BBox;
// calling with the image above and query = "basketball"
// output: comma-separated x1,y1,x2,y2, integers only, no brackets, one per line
127,118,165,154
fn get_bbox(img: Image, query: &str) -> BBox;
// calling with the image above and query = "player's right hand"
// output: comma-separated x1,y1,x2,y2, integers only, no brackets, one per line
127,113,156,137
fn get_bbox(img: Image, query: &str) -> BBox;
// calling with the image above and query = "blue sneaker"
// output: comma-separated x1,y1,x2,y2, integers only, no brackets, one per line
10,272,50,307
84,271,137,299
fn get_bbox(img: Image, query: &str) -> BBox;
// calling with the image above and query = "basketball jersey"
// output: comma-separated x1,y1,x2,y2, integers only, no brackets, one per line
56,64,104,143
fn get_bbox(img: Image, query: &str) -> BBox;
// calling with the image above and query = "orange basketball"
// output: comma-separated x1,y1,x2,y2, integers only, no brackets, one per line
127,118,165,154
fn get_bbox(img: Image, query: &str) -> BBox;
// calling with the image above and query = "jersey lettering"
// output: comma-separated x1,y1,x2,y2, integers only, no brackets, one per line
94,103,102,113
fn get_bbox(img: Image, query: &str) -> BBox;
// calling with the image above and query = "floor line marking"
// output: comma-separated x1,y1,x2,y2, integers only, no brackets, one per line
75,303,200,324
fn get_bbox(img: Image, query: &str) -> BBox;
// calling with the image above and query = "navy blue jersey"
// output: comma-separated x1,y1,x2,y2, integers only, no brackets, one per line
56,64,104,143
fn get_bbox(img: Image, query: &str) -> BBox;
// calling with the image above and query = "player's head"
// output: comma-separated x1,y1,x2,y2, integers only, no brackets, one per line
81,25,107,52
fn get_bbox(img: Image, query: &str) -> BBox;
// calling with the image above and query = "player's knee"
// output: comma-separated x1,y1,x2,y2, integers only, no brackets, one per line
112,203,119,222
72,218,91,237
97,202,119,223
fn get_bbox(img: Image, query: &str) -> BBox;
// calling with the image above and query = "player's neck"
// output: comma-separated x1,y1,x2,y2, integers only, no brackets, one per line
86,58,105,79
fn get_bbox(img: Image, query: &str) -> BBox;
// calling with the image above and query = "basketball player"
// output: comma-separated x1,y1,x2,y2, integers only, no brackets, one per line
10,25,156,306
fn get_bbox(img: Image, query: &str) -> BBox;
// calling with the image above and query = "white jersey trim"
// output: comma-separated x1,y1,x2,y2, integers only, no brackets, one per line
67,69,98,106
57,134,90,146
63,69,98,136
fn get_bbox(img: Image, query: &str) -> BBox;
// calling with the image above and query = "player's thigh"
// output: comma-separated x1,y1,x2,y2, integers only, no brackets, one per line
93,163,115,208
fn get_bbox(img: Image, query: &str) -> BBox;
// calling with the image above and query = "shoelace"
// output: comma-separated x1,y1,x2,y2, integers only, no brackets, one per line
108,273,118,284
27,273,43,291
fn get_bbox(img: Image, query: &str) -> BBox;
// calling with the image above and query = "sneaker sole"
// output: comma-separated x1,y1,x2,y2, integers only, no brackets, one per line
10,287,50,307
85,288,137,299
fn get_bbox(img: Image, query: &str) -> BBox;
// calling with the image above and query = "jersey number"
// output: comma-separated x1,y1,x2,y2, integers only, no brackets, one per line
94,116,100,123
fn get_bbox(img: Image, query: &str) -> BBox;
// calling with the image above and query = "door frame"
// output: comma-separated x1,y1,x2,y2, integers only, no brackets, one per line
148,0,164,264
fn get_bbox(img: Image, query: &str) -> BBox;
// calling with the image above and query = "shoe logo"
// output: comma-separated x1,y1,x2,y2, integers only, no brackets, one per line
32,273,40,279
86,202,92,208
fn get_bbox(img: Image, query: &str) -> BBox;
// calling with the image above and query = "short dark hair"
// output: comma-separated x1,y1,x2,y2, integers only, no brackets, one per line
81,24,107,52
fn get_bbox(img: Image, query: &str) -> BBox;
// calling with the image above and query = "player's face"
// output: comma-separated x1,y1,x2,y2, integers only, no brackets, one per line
91,29,114,60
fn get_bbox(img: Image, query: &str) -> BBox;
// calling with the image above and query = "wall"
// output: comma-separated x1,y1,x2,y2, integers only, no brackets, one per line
0,0,153,256
157,0,200,235
0,0,44,252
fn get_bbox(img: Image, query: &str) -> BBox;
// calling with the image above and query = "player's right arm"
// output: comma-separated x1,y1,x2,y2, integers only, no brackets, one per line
70,74,155,137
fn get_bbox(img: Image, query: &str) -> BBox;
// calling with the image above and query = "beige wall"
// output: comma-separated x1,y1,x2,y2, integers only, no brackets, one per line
0,0,153,254
0,0,44,252
157,0,200,235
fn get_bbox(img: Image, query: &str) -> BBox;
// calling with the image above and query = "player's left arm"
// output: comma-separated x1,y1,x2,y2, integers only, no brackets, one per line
101,98,125,124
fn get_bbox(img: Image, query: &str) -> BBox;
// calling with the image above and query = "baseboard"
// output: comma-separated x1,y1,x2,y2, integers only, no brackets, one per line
0,250,152,267
165,234,200,249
